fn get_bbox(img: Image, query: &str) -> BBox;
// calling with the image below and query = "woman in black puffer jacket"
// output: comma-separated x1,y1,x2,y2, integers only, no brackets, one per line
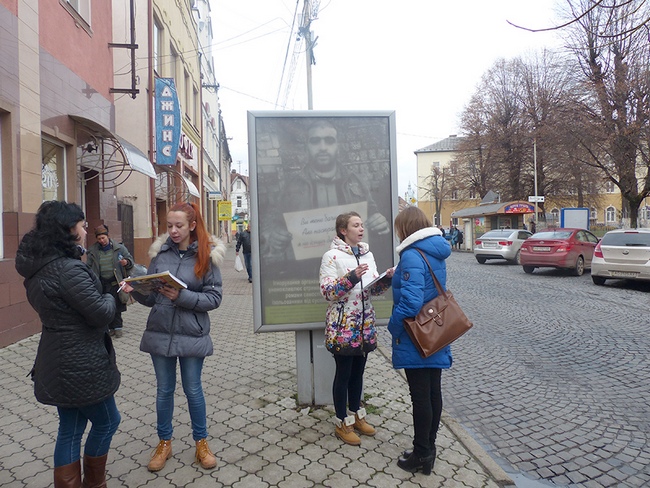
15,201,121,488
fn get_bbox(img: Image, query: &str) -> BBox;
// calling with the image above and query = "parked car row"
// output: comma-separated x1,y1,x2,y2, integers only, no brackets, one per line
473,227,650,285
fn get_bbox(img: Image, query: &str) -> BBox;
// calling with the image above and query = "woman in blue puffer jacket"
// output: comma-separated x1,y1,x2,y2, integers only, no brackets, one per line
388,206,452,475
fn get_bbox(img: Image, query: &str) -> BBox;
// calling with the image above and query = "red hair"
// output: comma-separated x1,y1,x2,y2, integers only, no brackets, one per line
169,202,211,277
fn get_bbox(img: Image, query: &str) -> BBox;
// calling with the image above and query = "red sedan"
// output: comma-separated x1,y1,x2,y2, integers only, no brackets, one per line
519,228,600,276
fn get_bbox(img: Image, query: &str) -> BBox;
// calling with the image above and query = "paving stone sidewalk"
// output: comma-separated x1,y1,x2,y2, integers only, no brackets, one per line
0,244,513,487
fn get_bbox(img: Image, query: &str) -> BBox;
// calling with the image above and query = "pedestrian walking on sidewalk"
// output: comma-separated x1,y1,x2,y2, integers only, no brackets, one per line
319,211,393,446
388,206,452,475
16,201,121,488
86,224,134,338
121,202,225,473
235,223,252,282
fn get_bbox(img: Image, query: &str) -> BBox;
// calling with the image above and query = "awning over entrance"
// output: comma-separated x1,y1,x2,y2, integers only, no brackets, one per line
183,176,200,198
154,167,200,204
70,115,156,188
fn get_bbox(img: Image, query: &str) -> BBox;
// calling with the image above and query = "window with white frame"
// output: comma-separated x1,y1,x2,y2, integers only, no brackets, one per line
184,70,191,120
590,207,597,220
237,197,242,208
469,188,477,199
169,44,178,80
193,87,199,127
606,206,616,223
153,19,162,75
605,180,616,193
63,0,91,26
431,162,440,171
451,189,458,200
236,180,241,190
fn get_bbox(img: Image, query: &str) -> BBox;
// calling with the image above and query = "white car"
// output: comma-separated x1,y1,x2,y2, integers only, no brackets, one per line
474,229,533,264
591,229,650,285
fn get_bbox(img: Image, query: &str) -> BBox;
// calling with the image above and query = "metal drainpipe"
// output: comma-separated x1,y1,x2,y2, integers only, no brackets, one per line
148,0,157,239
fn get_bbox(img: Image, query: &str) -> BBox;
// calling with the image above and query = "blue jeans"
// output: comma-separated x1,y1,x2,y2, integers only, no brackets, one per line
151,355,207,441
54,396,121,467
243,252,252,280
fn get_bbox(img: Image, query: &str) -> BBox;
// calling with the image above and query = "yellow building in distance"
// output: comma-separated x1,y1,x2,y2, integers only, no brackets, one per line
415,135,650,238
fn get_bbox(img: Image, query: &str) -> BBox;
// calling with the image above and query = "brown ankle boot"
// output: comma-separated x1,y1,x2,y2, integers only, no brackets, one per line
81,454,108,488
195,438,217,469
147,439,172,472
353,408,376,436
54,460,82,488
335,416,361,446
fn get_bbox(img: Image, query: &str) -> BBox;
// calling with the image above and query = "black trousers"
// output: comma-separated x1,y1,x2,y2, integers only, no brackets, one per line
101,279,125,330
405,368,443,457
332,354,367,420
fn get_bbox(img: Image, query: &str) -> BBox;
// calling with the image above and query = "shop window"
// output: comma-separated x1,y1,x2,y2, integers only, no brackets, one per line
42,139,67,202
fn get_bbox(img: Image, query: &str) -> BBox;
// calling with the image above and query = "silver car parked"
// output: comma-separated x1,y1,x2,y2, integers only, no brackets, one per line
591,229,650,285
474,229,533,264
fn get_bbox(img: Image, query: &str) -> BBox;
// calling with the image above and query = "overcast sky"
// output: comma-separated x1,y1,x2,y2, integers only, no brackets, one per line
212,0,562,198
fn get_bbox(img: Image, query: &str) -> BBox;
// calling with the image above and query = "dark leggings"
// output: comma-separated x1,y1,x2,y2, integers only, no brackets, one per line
333,354,367,420
405,368,443,457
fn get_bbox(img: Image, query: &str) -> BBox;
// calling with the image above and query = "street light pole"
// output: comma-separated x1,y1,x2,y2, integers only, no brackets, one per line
533,137,539,226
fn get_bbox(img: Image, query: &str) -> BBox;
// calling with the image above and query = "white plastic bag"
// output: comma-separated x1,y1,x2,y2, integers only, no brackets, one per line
234,255,244,272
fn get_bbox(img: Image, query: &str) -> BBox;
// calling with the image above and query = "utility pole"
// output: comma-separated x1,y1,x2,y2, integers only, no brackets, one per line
534,138,539,226
300,0,319,110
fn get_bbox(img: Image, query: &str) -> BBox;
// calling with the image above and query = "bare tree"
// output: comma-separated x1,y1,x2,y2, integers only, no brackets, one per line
419,166,447,226
508,0,650,43
562,0,650,227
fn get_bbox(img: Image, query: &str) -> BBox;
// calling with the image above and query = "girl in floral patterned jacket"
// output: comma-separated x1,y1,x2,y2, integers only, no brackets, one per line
319,211,393,446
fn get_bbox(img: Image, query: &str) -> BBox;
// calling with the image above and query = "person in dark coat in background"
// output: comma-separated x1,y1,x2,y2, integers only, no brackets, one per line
15,201,121,488
121,202,226,473
388,206,452,476
236,224,252,282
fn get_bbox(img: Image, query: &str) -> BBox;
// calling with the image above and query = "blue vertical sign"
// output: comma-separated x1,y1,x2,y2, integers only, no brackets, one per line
155,78,181,165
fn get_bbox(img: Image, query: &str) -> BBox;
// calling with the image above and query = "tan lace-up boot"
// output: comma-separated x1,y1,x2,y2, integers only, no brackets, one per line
147,439,172,472
195,438,217,469
353,408,376,436
335,415,361,446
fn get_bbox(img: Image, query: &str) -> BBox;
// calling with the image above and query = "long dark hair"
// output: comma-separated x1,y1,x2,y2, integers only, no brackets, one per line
24,201,85,257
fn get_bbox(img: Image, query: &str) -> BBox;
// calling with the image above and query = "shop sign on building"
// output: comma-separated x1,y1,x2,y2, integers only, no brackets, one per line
155,78,181,165
504,203,535,214
218,201,232,220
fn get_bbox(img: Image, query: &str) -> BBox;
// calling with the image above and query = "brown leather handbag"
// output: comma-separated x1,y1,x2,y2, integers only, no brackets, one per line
403,249,473,358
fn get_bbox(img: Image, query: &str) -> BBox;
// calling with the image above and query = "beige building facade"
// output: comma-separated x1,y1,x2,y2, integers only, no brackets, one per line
415,135,650,239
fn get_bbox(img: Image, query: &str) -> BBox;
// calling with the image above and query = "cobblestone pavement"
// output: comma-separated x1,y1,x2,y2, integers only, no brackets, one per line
0,244,510,488
420,251,650,487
